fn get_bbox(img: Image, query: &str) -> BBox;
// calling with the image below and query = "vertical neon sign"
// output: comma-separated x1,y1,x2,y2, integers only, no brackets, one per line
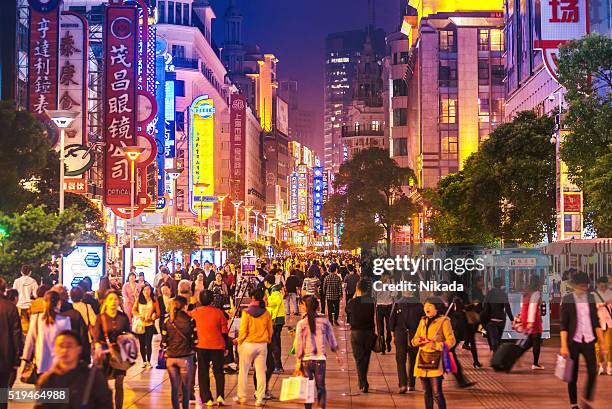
188,96,215,219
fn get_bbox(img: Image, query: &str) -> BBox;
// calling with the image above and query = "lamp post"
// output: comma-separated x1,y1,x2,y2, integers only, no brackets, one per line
549,89,568,241
46,110,78,213
217,194,227,261
166,168,183,225
252,210,260,242
232,200,243,240
243,206,253,242
120,146,145,270
261,213,267,243
194,182,210,246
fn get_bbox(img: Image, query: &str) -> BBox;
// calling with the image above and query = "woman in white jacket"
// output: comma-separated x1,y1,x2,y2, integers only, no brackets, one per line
21,290,71,375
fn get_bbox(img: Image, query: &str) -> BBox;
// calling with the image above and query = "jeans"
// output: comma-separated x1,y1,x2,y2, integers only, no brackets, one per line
113,375,125,409
376,305,392,348
138,325,155,362
327,299,340,323
238,343,267,402
394,330,417,388
351,330,373,389
167,356,194,409
303,360,327,409
568,341,597,405
271,323,284,370
196,348,225,402
421,376,446,409
522,332,542,365
486,321,506,352
285,293,298,315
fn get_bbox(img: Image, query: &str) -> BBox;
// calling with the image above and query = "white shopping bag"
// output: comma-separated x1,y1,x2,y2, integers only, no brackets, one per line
554,354,574,383
280,376,315,403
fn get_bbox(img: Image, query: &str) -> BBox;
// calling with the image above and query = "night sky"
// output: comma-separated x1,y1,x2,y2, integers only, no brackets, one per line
211,0,401,154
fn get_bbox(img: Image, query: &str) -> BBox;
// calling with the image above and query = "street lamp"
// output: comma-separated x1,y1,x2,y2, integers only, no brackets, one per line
166,167,183,225
46,110,78,213
194,182,210,245
120,146,145,270
261,213,267,242
549,89,566,241
243,206,253,242
217,194,227,261
232,200,243,240
252,209,261,242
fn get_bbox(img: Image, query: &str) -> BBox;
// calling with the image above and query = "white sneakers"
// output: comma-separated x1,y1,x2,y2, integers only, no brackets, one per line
599,364,612,375
531,364,545,370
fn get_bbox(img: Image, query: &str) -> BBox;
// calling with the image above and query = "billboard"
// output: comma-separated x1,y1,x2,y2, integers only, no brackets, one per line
28,0,61,146
240,255,257,276
191,249,227,266
62,243,106,291
290,171,298,220
104,4,138,207
230,94,247,202
297,164,308,219
123,246,158,284
276,96,289,136
313,166,324,233
59,12,88,193
189,96,216,219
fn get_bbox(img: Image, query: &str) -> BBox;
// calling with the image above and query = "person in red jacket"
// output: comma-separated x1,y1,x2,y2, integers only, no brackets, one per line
190,289,228,406
520,276,544,370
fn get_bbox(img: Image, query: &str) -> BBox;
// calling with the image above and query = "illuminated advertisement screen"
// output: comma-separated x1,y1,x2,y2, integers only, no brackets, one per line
189,96,215,219
191,249,227,267
123,246,159,284
62,243,106,290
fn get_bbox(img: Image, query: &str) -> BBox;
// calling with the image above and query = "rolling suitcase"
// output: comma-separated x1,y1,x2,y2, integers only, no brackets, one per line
491,339,526,372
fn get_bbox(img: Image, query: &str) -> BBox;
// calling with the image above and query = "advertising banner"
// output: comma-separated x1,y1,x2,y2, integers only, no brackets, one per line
313,166,324,233
534,0,589,81
230,94,247,202
189,96,216,219
276,96,289,136
104,5,138,207
297,165,308,219
28,0,61,146
240,255,257,276
290,171,298,220
154,51,167,209
62,243,106,290
123,246,158,284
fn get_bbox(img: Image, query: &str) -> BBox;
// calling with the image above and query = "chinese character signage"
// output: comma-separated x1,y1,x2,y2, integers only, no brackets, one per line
104,4,138,207
189,96,216,219
230,94,247,202
290,171,298,220
59,12,88,193
297,165,308,219
154,50,167,209
28,0,60,145
313,166,324,233
534,0,588,81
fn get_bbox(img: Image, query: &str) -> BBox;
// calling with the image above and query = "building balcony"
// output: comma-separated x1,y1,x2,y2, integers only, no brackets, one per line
173,57,199,70
341,126,385,137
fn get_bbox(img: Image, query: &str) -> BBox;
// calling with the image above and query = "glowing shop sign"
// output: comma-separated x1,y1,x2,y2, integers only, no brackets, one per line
188,96,215,219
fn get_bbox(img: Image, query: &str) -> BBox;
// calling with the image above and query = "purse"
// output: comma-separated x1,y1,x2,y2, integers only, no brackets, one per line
20,314,40,384
102,315,135,371
418,349,442,370
371,304,385,354
131,316,145,335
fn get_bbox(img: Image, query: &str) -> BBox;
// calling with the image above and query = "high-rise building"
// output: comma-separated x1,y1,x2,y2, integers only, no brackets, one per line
0,1,17,102
278,80,316,150
324,27,386,174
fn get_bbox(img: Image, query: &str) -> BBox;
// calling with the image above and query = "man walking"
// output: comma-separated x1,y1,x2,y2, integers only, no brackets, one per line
344,264,360,322
390,289,423,393
323,264,343,325
0,277,23,409
12,265,38,332
264,275,286,373
346,279,375,393
481,277,514,352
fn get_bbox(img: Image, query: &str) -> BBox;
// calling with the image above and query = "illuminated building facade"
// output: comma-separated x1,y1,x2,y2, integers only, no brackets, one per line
403,6,505,188
278,80,317,150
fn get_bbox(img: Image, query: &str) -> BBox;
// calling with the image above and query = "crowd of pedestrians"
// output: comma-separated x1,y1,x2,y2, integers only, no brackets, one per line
0,257,610,409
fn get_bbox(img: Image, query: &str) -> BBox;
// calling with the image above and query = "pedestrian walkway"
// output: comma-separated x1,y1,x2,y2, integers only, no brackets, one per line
12,315,612,408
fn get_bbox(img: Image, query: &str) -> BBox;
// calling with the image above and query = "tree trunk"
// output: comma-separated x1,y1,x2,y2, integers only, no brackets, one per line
386,226,392,257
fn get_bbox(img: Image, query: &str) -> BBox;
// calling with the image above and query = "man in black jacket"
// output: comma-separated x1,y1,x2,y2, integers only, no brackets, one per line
344,264,360,322
560,273,606,409
481,277,514,352
346,279,375,393
0,278,23,409
390,289,423,393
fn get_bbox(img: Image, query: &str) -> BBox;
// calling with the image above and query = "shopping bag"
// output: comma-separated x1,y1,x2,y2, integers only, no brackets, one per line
131,317,145,334
554,355,574,383
302,377,315,404
280,376,314,403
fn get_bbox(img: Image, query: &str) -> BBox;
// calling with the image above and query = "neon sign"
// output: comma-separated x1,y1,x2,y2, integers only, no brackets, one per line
188,96,215,219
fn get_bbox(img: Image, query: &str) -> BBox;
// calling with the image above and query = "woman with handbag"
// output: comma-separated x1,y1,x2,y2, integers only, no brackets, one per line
132,284,159,369
521,276,545,370
162,296,196,409
93,290,131,409
411,297,456,409
21,291,72,382
121,272,139,323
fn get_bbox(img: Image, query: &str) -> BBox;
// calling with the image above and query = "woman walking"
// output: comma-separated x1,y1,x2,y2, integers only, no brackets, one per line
121,272,139,322
162,296,196,409
132,284,159,369
411,297,456,409
21,291,72,376
295,295,340,409
93,290,131,409
521,276,545,370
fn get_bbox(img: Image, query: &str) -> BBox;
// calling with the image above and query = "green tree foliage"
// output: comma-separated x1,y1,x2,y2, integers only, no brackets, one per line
222,236,250,265
323,148,417,255
427,111,556,244
0,205,85,281
0,101,58,212
140,225,199,265
557,34,612,236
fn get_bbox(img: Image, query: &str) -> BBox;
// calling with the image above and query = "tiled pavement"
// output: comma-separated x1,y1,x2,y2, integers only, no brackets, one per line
12,315,612,408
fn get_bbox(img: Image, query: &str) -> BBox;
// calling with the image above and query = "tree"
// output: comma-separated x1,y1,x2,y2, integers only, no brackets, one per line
557,34,612,236
0,101,58,213
0,205,85,282
426,111,556,244
323,148,418,255
222,236,249,265
140,225,199,265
